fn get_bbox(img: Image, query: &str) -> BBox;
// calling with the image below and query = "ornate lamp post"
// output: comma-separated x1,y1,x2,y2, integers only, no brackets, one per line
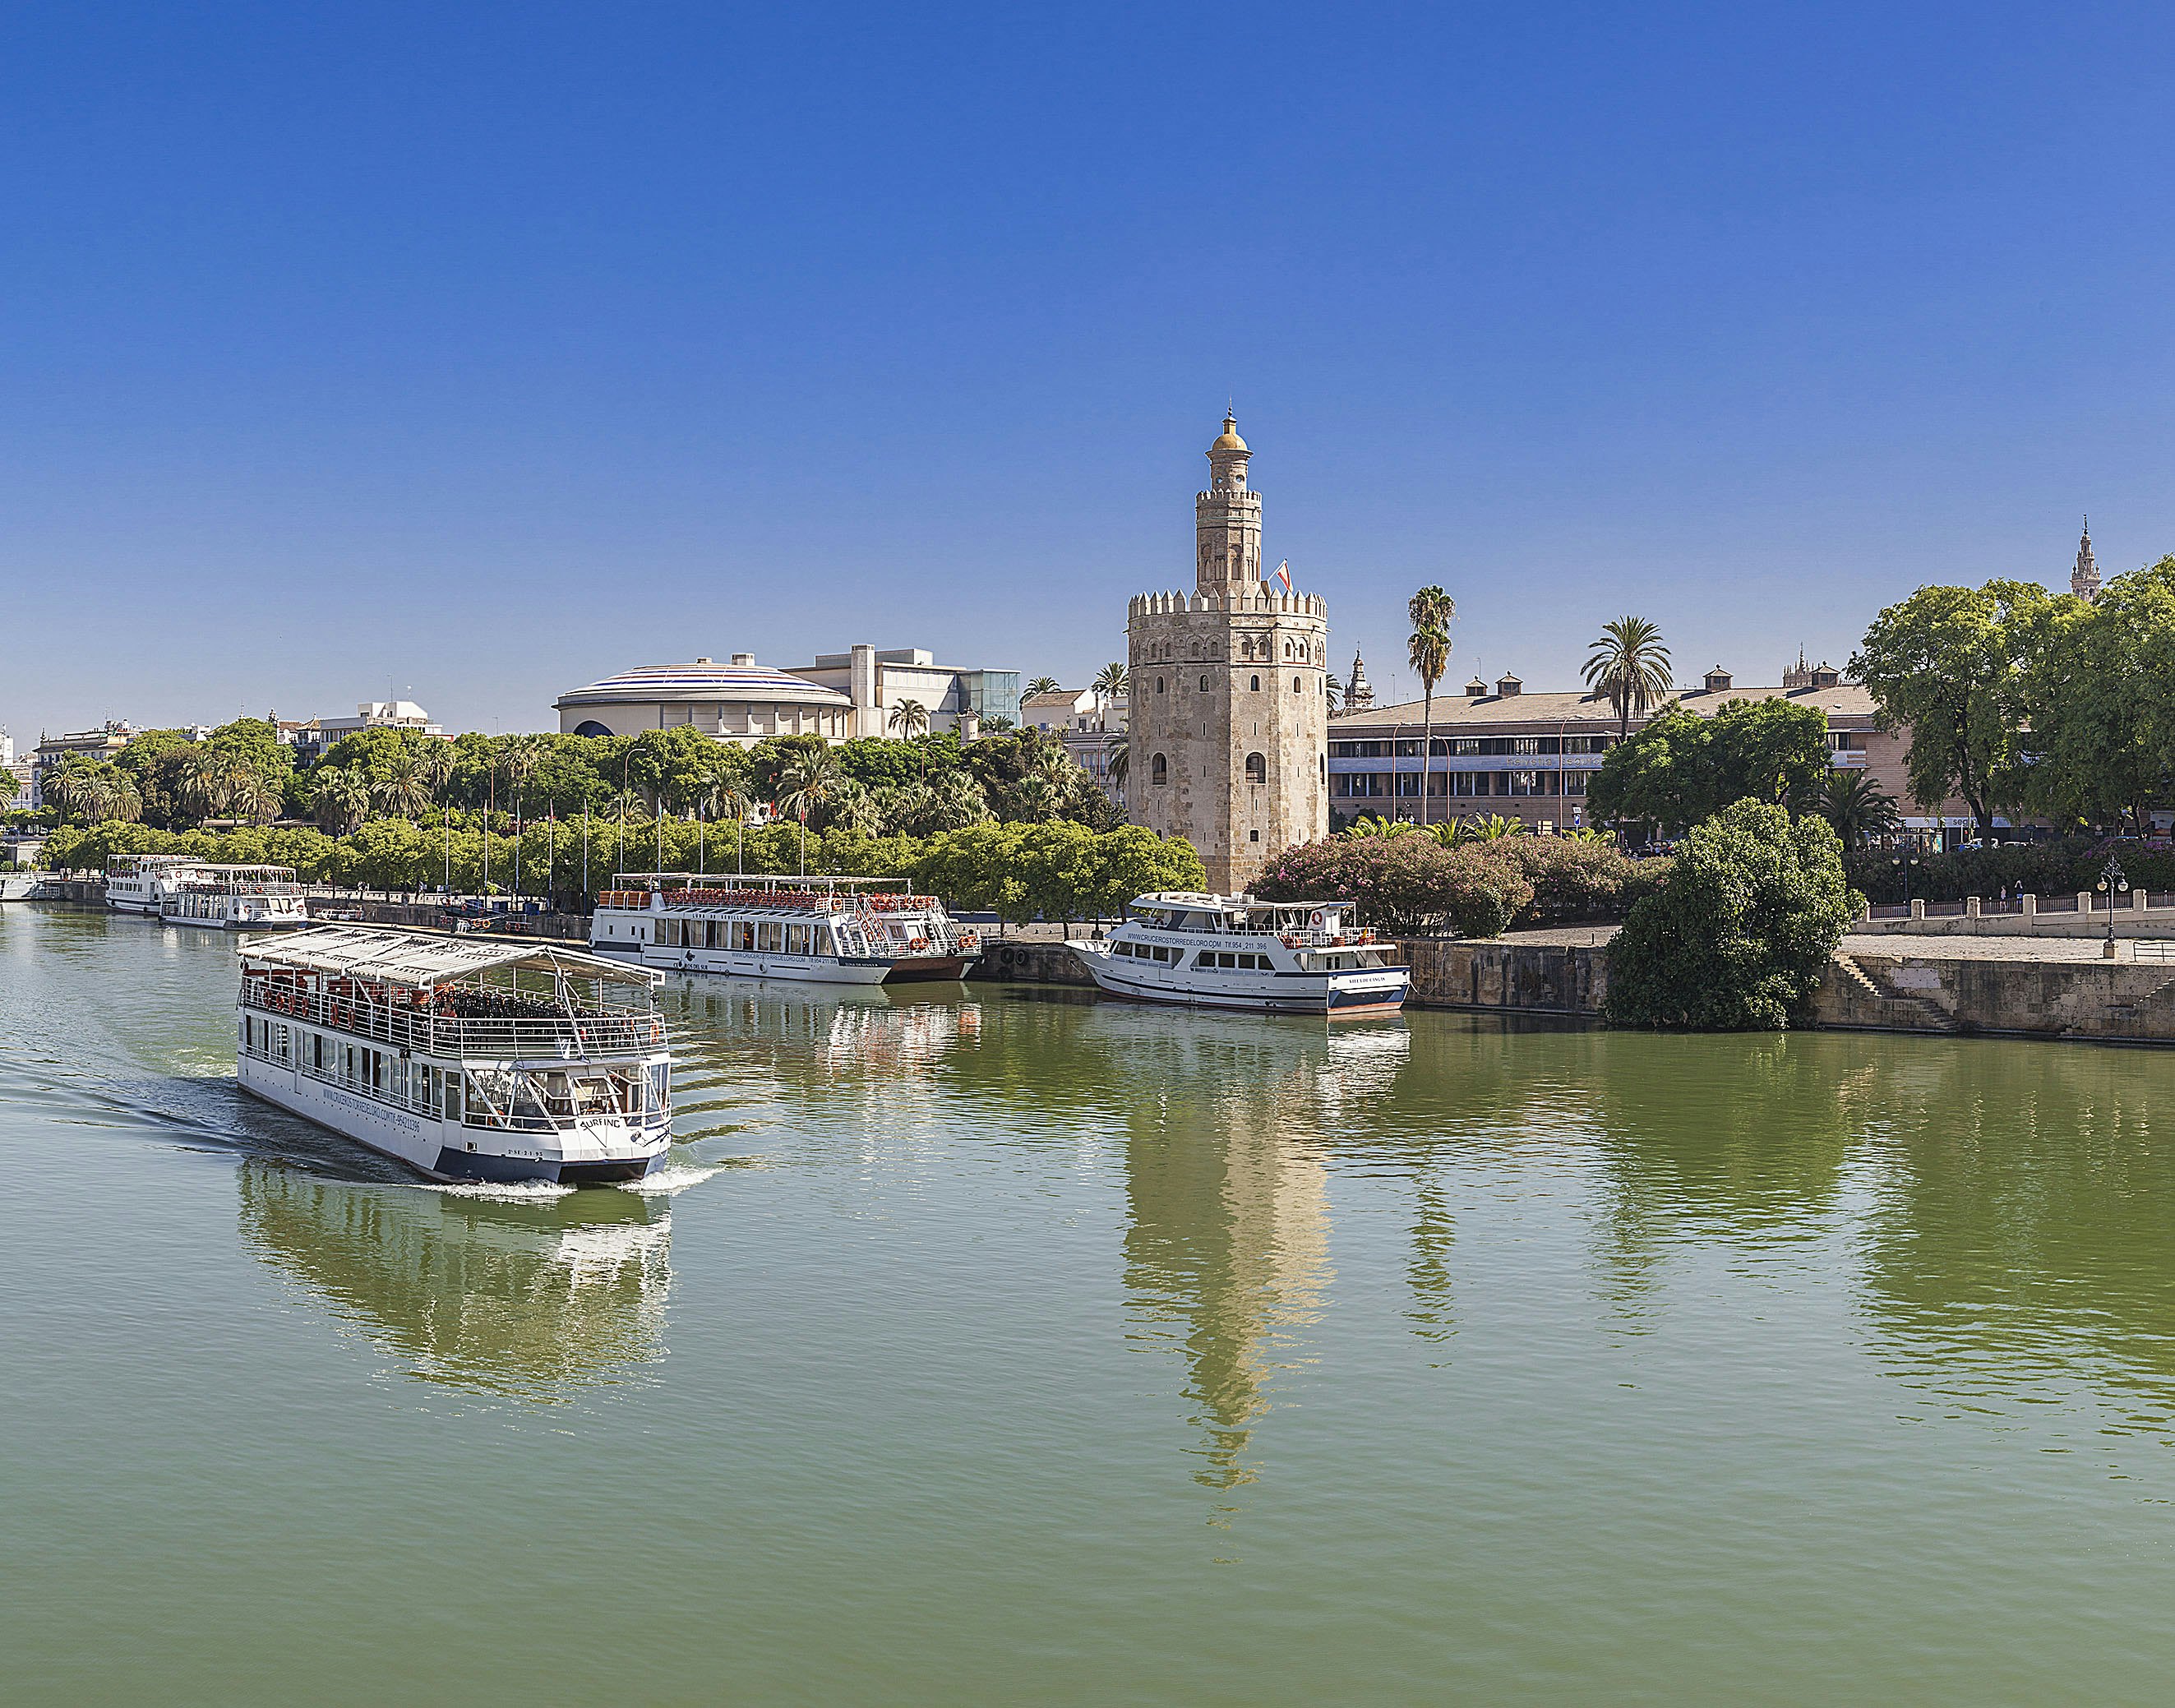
2097,853,2130,958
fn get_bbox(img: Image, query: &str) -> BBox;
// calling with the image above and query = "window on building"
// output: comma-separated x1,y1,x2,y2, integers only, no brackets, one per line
1157,676,1166,695
1151,753,1168,786
1198,674,1210,693
1249,829,1259,842
1250,674,1260,691
1245,752,1266,783
1292,676,1302,692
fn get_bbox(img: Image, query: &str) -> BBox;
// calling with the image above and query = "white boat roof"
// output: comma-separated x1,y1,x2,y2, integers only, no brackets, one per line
1130,891,1355,912
613,872,910,889
238,926,660,990
187,864,298,877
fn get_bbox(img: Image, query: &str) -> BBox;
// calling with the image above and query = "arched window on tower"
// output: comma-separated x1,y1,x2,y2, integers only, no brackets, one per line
1249,674,1260,692
1156,676,1166,695
1198,674,1210,693
1245,752,1267,784
1151,753,1168,787
1292,676,1302,693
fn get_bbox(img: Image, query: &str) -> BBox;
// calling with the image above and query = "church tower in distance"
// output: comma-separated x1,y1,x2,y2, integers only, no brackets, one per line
1127,413,1330,895
2071,519,2102,602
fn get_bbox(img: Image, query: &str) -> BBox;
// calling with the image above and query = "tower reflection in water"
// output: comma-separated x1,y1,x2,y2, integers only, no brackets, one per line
1097,1006,1412,1492
237,1161,671,1401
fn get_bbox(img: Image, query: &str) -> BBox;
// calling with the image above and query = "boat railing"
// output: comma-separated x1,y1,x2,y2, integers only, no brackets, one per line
244,984,665,1059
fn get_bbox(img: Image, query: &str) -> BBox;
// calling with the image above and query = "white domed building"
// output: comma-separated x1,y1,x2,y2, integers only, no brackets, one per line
554,656,855,746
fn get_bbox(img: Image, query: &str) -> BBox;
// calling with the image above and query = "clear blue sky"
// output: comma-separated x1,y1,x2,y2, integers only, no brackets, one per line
7,1,2172,739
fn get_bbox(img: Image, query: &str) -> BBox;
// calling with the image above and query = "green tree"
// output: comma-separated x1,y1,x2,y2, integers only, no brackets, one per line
887,699,932,777
1587,699,1830,837
1025,676,1061,698
1093,662,1129,704
1406,585,1453,825
1849,580,2050,838
1582,616,1673,741
312,766,373,836
1606,799,1859,1031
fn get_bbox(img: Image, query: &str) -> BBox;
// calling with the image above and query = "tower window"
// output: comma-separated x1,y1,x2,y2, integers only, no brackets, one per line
1156,676,1165,695
1198,674,1210,694
1151,753,1168,786
1249,829,1259,842
1292,676,1302,693
1245,752,1267,784
1249,674,1260,692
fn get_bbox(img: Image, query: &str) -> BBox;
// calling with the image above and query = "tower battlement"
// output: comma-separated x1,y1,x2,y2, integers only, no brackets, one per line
1129,589,1328,618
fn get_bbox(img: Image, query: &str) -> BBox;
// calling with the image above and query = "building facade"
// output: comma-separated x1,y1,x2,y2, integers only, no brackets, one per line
556,647,1019,746
1127,413,1330,893
279,700,446,763
1023,687,1129,803
1324,663,2003,838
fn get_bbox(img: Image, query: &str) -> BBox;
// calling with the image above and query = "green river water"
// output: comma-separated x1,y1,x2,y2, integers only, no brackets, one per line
5,905,2175,1703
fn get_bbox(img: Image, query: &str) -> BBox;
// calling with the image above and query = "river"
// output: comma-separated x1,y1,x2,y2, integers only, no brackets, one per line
3,904,2173,1703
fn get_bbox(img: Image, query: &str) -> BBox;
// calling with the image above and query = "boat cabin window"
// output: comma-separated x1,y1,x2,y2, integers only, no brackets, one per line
658,919,682,948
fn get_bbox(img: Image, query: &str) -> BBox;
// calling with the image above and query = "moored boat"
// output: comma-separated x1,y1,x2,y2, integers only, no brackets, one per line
106,852,205,916
589,873,981,985
161,863,312,929
1070,891,1410,1016
235,926,674,1184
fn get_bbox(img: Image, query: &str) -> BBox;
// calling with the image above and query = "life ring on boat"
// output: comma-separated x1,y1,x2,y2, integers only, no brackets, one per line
910,937,928,952
1309,910,1325,928
1281,934,1303,949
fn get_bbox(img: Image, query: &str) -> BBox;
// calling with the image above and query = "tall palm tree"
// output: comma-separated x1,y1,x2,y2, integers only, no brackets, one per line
228,769,281,828
887,699,931,778
1582,616,1674,742
46,765,96,822
1025,676,1060,699
1105,735,1129,796
178,746,233,824
1092,662,1128,707
1406,585,1455,826
376,752,434,819
1821,769,1902,848
699,776,756,876
776,746,843,876
312,766,372,836
101,768,145,824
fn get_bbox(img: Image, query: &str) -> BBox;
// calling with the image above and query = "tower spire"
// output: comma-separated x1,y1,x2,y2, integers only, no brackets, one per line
2072,516,2101,602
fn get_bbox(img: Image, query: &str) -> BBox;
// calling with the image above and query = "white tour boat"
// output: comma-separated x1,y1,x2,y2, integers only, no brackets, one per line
236,926,674,1185
590,873,981,986
1070,891,1411,1016
106,852,206,916
161,863,312,929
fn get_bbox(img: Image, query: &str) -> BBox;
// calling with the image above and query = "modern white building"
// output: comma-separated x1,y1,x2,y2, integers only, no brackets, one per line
283,701,445,762
555,646,1021,746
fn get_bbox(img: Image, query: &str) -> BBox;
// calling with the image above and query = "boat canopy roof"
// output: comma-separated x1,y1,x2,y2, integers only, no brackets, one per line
1129,891,1355,915
238,925,661,990
612,871,910,889
188,863,298,877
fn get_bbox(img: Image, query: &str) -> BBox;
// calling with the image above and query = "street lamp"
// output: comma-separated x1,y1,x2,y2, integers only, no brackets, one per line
1891,847,1921,907
2097,853,2130,957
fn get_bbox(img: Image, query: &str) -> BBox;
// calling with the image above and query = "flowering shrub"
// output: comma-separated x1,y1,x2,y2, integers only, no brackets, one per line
1256,834,1663,936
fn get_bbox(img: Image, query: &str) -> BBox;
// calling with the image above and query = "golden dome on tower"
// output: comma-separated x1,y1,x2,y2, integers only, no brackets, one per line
1211,411,1248,454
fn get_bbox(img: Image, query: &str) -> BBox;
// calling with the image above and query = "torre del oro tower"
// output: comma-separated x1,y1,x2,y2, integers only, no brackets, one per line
1127,413,1330,893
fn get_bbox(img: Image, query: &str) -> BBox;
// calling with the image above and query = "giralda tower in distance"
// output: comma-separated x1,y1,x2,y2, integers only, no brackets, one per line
1126,413,1330,895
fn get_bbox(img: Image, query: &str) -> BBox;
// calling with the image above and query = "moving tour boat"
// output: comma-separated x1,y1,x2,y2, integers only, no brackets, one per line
1071,891,1411,1016
106,852,205,916
236,926,674,1184
590,873,981,986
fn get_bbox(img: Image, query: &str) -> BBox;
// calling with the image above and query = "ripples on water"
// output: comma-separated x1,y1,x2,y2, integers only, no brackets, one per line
10,905,2175,1702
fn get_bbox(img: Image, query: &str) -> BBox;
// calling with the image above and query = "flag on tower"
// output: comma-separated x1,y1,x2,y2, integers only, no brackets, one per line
1273,560,1292,592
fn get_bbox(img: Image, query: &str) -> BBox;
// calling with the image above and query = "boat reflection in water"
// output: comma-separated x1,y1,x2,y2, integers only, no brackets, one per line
236,1160,672,1401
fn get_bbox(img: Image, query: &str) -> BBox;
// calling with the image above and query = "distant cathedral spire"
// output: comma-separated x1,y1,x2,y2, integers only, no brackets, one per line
1346,648,1374,712
2072,517,2101,602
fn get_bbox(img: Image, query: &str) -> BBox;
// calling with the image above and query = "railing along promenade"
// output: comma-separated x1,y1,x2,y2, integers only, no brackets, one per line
244,983,664,1059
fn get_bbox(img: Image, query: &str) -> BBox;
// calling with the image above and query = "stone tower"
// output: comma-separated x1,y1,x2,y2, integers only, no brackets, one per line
1128,413,1330,894
2071,519,2101,602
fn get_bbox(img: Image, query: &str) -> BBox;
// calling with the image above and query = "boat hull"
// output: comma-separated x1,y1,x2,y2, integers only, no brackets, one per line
602,942,979,986
237,1055,670,1185
1073,949,1409,1017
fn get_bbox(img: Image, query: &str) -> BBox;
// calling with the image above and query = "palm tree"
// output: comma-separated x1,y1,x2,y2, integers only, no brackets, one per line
1822,769,1902,848
1406,585,1455,826
412,741,458,893
699,776,757,876
1025,676,1060,699
1471,813,1524,840
776,746,843,875
228,769,281,828
1092,662,1128,707
312,766,372,836
1105,735,1129,796
102,769,145,824
178,746,234,824
376,752,434,819
1346,815,1415,838
1426,819,1472,847
45,765,96,822
1582,616,1673,743
888,699,931,778
1325,674,1343,715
